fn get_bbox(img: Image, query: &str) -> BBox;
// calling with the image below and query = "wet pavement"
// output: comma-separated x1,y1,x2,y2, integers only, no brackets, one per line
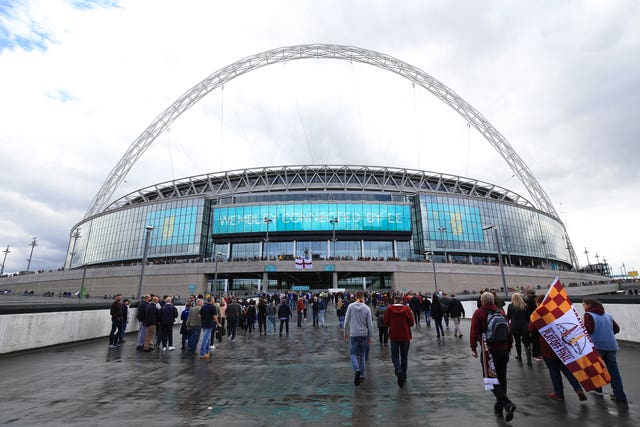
0,309,637,427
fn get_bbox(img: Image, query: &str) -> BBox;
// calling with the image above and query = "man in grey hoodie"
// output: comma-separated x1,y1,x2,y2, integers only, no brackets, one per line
344,291,373,386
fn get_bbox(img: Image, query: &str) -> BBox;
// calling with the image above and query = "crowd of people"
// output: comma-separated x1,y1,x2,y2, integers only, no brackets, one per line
106,287,629,422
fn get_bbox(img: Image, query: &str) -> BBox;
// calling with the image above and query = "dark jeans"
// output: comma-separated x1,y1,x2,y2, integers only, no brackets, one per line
512,327,530,356
280,318,290,335
544,357,581,397
390,340,410,376
597,349,627,401
227,317,238,340
258,315,266,334
159,323,174,348
297,311,303,327
378,326,388,344
187,326,201,353
486,349,511,410
412,310,421,326
109,318,122,345
312,311,319,325
432,315,444,336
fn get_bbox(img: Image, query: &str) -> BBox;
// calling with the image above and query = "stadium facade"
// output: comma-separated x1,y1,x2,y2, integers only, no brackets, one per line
63,164,577,293
2,44,609,296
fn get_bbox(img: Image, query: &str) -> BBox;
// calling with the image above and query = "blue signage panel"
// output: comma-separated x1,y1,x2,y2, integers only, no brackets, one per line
212,203,411,235
264,265,277,272
426,203,484,243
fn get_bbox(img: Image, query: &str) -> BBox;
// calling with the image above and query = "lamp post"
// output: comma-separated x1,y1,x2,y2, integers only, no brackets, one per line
438,226,448,262
213,250,223,295
137,226,154,300
424,251,438,294
1,245,10,275
482,225,508,298
503,233,512,266
263,217,273,259
584,247,591,272
69,229,81,270
329,217,339,259
25,236,38,272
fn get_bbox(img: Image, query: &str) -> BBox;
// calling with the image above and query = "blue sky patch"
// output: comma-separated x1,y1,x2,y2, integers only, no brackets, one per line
46,89,77,103
68,0,121,11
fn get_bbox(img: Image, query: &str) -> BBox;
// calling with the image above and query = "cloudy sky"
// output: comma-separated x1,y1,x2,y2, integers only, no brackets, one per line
0,0,638,276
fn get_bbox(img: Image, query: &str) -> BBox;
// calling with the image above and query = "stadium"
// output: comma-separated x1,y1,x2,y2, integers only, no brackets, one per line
2,45,607,297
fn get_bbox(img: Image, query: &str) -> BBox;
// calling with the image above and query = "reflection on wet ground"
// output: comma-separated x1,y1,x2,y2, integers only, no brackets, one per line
0,311,637,426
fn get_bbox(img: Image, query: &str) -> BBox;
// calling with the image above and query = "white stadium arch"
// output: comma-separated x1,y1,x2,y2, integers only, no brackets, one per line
85,44,577,265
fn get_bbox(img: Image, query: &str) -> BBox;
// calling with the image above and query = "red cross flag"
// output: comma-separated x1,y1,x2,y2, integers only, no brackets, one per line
529,277,611,391
295,257,313,270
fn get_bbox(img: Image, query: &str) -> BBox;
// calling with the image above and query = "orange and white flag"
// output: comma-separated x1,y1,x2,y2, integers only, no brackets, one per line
530,277,611,391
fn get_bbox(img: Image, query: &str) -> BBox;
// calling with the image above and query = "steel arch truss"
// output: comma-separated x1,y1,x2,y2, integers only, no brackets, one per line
85,43,577,266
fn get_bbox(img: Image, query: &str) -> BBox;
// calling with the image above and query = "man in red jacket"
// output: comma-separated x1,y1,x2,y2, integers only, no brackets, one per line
470,292,516,421
384,295,415,387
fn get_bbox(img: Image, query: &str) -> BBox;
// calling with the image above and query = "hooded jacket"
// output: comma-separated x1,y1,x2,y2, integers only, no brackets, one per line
383,304,415,341
344,301,373,338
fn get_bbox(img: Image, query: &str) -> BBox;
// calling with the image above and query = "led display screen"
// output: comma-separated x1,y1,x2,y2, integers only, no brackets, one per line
212,203,411,234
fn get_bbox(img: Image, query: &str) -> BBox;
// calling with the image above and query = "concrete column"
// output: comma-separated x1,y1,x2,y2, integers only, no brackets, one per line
332,271,338,289
263,272,269,293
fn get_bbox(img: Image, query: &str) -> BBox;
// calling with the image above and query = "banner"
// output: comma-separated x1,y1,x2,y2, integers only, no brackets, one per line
295,257,313,270
481,333,500,390
529,278,611,391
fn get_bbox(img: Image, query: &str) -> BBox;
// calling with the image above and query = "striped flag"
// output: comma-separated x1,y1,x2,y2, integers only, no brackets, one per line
529,277,611,391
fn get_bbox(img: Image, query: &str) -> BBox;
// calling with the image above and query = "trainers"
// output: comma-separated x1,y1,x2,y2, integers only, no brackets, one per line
504,402,516,422
199,353,210,360
549,393,564,401
577,391,587,401
168,346,175,351
354,370,361,386
210,344,216,350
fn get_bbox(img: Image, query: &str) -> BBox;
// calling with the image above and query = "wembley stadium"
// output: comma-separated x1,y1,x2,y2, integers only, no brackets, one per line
1,44,608,297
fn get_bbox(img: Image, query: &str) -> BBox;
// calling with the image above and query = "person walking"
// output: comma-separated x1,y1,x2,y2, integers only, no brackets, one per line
374,300,389,345
470,292,516,421
108,294,124,348
384,295,415,387
422,296,431,327
506,292,531,365
199,297,221,360
186,299,203,353
530,295,587,401
409,293,422,327
266,299,277,335
344,291,373,386
448,294,465,338
180,301,191,350
278,298,293,336
257,298,267,335
583,298,628,404
159,296,178,350
430,294,445,338
142,296,160,352
336,298,346,330
136,294,150,351
440,292,451,329
226,298,241,341
296,297,305,327
119,298,130,343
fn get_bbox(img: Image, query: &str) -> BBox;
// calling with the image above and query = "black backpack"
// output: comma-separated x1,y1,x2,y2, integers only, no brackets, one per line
484,308,509,344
